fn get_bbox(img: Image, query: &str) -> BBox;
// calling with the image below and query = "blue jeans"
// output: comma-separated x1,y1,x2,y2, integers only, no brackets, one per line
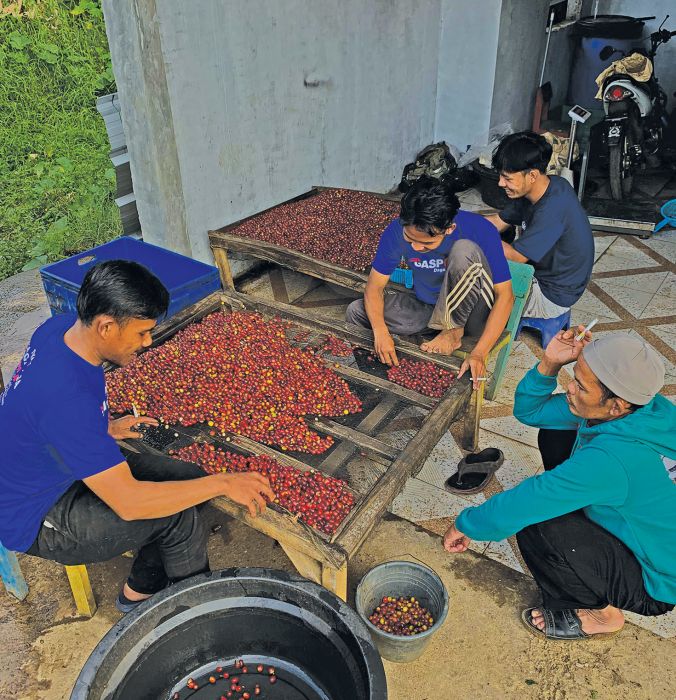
26,452,209,594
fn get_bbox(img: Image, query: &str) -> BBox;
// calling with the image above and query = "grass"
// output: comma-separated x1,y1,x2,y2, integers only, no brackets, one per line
0,0,121,281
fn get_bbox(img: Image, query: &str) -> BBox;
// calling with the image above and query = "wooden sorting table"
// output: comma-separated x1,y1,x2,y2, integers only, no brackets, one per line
118,289,474,600
208,185,506,451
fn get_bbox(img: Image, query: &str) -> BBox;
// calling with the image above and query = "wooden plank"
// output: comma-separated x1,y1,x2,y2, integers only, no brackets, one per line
65,565,97,618
320,395,399,473
351,394,400,434
210,229,370,294
328,363,436,410
213,495,347,570
217,288,462,373
212,246,235,291
279,544,321,585
311,419,398,460
321,561,348,601
336,373,472,557
461,382,485,453
277,543,347,601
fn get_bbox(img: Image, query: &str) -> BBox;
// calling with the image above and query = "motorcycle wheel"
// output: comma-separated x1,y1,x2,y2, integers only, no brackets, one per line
609,130,634,200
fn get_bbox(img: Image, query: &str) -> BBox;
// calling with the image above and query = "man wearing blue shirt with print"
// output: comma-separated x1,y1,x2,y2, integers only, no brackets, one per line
485,131,594,320
0,261,273,612
346,176,514,386
443,329,676,641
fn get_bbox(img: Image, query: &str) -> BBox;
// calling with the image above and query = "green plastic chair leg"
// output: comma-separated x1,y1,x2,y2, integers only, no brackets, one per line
486,333,515,401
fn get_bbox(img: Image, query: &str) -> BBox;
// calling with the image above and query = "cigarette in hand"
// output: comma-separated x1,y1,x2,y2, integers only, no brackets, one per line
575,318,598,342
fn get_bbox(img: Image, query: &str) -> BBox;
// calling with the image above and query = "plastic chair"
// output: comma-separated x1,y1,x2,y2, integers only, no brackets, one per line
517,309,571,349
653,199,676,234
0,540,97,617
483,261,534,401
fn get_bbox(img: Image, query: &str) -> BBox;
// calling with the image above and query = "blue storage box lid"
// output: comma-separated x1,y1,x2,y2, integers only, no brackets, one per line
41,237,218,289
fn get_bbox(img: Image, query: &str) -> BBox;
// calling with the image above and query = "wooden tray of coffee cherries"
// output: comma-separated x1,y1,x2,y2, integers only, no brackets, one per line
111,290,474,600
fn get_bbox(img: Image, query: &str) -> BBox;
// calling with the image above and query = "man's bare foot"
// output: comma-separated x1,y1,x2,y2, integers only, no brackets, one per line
420,328,463,355
530,605,625,635
122,582,153,602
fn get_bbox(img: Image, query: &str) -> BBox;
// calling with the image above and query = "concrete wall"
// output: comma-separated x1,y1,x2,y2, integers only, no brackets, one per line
104,0,441,263
490,0,552,131
103,0,574,260
597,0,676,109
435,0,502,151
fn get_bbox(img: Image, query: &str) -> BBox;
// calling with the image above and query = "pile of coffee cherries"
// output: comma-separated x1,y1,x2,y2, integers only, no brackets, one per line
320,334,353,357
368,596,435,636
177,660,277,698
173,443,354,535
106,311,362,454
387,358,456,398
230,188,400,271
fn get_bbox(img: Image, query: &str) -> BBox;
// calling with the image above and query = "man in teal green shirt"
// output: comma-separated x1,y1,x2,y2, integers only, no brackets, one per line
444,329,676,641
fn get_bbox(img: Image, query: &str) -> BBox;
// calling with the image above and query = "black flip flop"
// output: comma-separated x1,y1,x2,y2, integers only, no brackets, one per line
444,447,504,494
521,607,622,642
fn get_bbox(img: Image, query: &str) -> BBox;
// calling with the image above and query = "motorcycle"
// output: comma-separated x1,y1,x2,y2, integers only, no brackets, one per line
597,15,676,200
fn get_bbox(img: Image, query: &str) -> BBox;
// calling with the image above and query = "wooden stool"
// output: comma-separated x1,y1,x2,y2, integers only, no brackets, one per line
0,541,97,617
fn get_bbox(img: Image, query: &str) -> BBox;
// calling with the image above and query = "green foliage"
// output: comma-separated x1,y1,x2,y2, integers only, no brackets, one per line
0,0,122,280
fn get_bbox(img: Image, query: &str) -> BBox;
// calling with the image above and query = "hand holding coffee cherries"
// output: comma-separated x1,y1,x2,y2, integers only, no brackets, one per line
219,472,275,517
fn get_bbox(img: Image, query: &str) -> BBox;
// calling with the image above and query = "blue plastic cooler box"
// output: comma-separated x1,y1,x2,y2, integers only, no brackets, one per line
40,237,221,319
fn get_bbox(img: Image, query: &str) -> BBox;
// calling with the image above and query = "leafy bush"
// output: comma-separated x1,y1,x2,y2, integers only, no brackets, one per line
0,0,122,279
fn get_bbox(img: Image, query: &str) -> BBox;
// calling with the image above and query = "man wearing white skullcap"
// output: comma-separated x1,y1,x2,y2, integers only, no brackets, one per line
443,328,676,641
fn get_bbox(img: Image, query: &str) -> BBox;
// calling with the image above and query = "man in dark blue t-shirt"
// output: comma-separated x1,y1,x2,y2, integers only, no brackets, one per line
485,131,594,319
0,261,273,612
346,176,514,386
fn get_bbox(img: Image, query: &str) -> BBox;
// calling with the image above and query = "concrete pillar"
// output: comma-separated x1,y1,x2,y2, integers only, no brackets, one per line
102,0,192,257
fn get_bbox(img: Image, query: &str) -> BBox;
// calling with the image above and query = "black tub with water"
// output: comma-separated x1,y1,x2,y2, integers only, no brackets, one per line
71,568,387,700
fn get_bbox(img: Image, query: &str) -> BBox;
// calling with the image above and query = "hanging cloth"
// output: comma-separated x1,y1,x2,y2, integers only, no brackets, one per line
595,54,653,100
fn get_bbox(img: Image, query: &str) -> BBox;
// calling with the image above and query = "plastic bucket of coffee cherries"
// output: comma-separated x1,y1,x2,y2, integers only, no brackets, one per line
355,561,449,663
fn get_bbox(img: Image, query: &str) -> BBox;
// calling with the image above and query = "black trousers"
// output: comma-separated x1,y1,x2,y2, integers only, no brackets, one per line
26,452,210,594
516,428,674,616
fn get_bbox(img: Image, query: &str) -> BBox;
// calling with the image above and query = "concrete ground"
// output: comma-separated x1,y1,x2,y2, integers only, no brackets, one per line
1,508,675,700
1,221,675,699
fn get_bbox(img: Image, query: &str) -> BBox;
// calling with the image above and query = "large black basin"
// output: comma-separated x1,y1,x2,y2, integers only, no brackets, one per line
71,568,387,700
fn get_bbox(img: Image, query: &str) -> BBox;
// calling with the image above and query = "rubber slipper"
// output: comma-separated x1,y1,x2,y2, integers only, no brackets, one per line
115,589,159,614
521,607,622,642
444,448,504,494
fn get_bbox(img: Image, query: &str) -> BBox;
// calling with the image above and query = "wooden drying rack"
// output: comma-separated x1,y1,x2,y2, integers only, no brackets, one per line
119,288,474,600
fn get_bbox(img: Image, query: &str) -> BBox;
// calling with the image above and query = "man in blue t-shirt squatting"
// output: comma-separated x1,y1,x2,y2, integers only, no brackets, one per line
0,262,274,613
346,175,515,387
484,131,594,320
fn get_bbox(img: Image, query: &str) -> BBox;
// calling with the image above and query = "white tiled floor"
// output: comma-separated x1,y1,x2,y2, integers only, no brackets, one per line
568,288,620,327
387,228,676,638
593,237,662,272
593,235,616,261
